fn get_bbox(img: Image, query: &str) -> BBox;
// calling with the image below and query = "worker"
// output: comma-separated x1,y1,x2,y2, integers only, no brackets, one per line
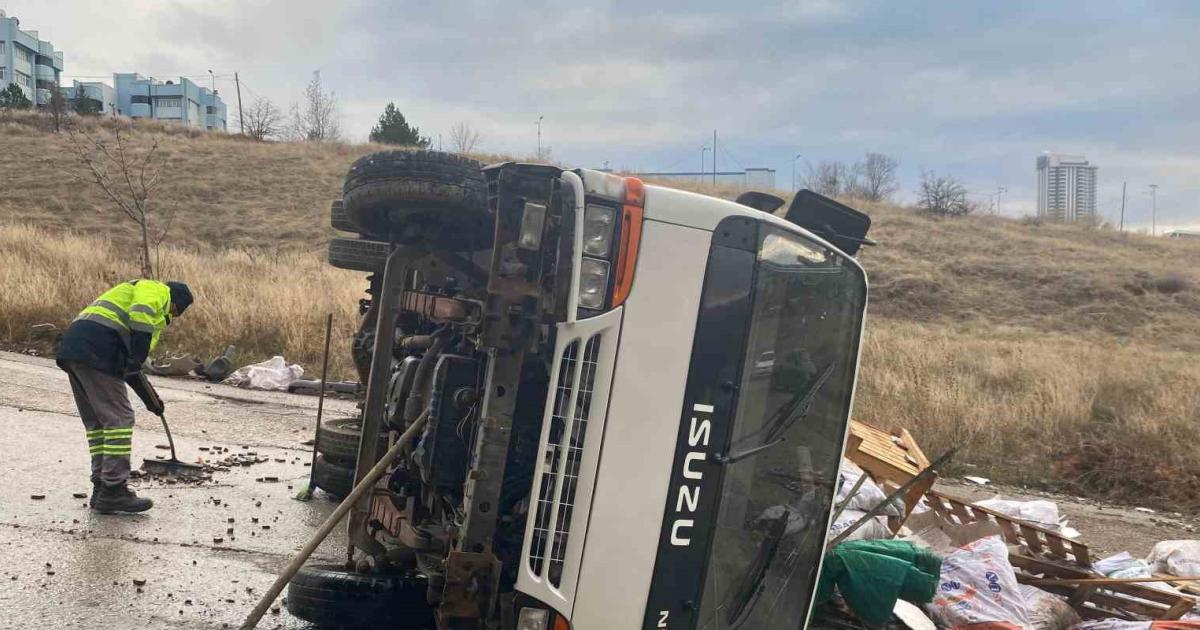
55,279,194,514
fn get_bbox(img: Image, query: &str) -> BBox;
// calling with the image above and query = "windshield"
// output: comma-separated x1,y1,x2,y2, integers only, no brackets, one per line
698,225,866,629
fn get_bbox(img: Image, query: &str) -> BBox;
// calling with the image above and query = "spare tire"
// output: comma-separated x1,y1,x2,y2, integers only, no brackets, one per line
328,237,389,273
342,150,491,251
317,416,388,464
286,563,434,629
330,198,358,234
312,453,354,499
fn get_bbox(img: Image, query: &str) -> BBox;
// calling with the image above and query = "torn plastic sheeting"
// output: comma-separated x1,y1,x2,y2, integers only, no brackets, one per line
1147,541,1200,578
829,508,894,542
222,356,304,391
1020,584,1082,630
926,535,1035,630
839,458,904,517
1093,551,1182,595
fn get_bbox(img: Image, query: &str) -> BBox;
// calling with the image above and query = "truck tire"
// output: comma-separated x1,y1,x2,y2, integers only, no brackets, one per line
286,563,434,629
317,416,388,465
342,150,491,251
312,454,354,499
328,237,389,273
330,198,358,233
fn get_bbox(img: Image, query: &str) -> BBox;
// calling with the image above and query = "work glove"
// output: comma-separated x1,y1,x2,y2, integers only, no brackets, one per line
126,371,166,416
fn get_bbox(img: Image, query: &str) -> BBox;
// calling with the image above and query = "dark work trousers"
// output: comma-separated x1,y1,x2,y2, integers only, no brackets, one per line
62,361,136,487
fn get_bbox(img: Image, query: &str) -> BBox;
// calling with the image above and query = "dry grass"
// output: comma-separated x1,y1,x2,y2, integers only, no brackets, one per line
0,224,364,380
4,111,1200,506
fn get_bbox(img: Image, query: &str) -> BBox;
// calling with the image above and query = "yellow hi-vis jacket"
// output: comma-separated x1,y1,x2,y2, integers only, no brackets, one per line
60,280,172,376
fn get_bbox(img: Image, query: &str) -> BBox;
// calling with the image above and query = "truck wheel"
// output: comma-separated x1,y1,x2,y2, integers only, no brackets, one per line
317,417,388,465
328,237,389,273
286,563,434,629
342,150,491,251
330,198,359,234
312,454,354,499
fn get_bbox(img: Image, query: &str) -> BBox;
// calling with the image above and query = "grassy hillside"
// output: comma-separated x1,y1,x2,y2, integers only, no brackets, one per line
2,111,1198,506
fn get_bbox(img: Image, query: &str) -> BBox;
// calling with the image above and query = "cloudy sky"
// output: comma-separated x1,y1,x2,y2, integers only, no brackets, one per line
10,0,1199,230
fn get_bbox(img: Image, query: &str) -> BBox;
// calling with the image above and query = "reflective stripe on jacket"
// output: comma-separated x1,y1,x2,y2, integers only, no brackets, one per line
75,280,171,352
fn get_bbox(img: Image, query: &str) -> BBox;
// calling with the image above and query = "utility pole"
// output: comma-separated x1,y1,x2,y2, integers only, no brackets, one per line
234,72,244,134
208,69,215,94
701,145,710,176
995,186,1006,215
1149,184,1159,236
1119,181,1127,232
792,153,803,192
712,129,717,185
536,115,544,160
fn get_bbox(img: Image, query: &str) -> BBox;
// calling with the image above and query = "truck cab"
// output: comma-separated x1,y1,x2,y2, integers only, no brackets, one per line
297,154,870,630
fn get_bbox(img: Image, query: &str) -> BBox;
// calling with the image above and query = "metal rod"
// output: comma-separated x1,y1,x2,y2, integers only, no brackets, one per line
562,171,585,324
157,413,178,461
826,447,957,549
306,313,333,488
828,473,868,526
239,410,429,630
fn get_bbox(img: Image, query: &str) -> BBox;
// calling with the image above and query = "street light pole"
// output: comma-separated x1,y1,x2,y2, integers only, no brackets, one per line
536,115,544,160
1149,184,1159,236
701,145,710,177
792,153,803,192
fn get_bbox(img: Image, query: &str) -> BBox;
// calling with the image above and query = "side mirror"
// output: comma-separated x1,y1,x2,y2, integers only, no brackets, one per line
783,190,875,255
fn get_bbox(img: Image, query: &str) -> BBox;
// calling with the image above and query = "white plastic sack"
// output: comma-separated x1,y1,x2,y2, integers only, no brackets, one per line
976,497,1062,529
1020,584,1081,630
1069,622,1152,630
1094,551,1140,576
927,535,1034,629
828,508,893,541
222,356,304,391
838,458,903,517
1147,540,1200,578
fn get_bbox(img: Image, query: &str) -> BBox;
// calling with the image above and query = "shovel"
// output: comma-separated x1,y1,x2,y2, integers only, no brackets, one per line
127,372,206,476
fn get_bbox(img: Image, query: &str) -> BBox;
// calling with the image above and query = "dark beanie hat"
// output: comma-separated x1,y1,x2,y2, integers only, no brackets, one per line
166,281,194,314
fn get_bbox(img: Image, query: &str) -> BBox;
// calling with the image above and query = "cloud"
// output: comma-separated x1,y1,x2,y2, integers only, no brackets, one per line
5,0,1198,225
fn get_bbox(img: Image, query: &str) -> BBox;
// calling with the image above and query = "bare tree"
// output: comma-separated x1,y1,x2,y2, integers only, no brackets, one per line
68,127,172,276
852,152,900,202
288,71,340,141
448,121,482,154
244,96,282,141
802,161,856,198
918,170,974,216
47,82,69,133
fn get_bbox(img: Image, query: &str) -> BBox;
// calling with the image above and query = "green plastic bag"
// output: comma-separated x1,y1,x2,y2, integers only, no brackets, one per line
816,540,942,627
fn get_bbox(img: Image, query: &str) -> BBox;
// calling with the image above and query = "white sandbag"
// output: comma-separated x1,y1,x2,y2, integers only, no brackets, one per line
1147,540,1200,578
1069,622,1152,630
222,356,304,391
838,458,903,517
976,497,1062,529
1020,584,1081,630
926,535,1034,629
828,508,893,541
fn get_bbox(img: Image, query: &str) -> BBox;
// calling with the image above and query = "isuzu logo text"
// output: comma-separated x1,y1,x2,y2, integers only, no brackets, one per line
669,402,713,546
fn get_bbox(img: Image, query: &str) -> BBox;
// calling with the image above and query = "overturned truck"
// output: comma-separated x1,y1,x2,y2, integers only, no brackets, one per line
293,151,873,629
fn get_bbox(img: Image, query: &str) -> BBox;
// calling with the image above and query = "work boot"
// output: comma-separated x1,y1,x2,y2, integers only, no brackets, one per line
93,483,153,514
88,480,100,508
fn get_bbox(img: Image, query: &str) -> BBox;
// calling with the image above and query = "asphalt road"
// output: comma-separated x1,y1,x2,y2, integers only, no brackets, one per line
0,351,359,630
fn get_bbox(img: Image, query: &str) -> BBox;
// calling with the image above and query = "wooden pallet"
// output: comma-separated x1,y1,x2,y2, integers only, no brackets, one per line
925,489,1092,566
1012,554,1196,621
845,420,936,531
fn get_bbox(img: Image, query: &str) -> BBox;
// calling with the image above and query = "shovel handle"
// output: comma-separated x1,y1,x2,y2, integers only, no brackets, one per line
156,413,179,461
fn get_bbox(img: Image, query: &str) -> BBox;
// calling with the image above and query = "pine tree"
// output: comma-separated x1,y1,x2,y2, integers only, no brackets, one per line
0,84,32,109
369,103,429,147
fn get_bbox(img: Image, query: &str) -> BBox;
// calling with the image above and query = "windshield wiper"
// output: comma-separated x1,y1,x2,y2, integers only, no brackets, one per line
724,507,789,627
716,362,836,465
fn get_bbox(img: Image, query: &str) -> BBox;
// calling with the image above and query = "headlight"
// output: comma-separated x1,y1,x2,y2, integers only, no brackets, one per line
518,202,548,250
578,257,610,309
583,204,616,257
516,607,550,630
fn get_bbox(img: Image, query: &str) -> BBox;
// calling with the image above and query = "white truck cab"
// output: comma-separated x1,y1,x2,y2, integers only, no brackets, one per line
295,154,872,630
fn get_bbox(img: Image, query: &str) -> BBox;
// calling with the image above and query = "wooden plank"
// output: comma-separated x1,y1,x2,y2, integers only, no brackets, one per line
1072,541,1091,566
1020,524,1045,554
1067,585,1097,609
900,427,931,469
949,500,972,525
995,517,1021,545
1045,534,1069,558
1163,598,1194,620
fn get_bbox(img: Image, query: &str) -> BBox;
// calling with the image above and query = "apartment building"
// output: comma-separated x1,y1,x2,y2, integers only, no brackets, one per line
114,73,227,131
1037,153,1098,222
62,80,117,114
0,10,64,107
